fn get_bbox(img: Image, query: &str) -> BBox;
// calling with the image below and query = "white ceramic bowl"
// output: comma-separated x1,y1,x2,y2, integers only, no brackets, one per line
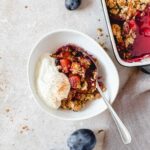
28,29,119,120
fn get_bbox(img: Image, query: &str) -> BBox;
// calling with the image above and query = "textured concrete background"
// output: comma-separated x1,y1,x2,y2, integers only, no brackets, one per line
0,0,134,150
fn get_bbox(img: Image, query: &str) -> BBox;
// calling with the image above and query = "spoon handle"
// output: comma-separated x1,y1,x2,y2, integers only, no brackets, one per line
96,82,131,144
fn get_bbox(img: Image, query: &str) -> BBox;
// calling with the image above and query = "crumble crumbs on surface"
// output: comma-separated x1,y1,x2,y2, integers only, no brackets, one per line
5,108,10,113
20,125,30,134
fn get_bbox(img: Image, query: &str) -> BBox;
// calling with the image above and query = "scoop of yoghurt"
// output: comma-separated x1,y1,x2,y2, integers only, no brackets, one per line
35,53,70,109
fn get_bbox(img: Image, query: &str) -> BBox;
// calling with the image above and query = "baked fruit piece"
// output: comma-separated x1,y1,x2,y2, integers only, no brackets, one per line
106,0,149,20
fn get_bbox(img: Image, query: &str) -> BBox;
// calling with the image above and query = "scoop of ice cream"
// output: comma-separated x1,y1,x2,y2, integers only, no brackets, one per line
36,54,70,109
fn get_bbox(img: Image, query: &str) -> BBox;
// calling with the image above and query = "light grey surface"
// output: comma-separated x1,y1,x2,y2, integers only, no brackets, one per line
0,0,139,150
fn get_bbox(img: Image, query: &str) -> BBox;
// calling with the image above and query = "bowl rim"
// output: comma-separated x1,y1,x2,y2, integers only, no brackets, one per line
27,29,120,120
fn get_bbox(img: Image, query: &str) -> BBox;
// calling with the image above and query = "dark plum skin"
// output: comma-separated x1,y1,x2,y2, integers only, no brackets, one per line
65,0,81,10
55,58,60,65
67,129,96,150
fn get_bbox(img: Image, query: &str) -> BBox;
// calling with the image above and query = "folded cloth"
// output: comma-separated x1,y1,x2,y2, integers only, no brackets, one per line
103,69,150,150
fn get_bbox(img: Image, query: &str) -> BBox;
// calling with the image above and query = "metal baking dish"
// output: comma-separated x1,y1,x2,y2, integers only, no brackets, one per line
101,0,150,67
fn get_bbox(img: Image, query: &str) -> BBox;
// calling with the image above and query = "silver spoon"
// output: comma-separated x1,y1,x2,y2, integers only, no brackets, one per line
90,56,132,144
96,82,131,144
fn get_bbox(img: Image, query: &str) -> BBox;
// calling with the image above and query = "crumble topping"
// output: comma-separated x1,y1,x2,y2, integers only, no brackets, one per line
106,0,149,20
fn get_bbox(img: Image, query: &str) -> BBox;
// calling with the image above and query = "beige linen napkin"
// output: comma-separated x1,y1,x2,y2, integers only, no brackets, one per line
103,69,150,150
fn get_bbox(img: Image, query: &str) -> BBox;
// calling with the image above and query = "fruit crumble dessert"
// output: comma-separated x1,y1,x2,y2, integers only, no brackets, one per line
106,0,149,20
106,0,150,61
51,44,105,111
